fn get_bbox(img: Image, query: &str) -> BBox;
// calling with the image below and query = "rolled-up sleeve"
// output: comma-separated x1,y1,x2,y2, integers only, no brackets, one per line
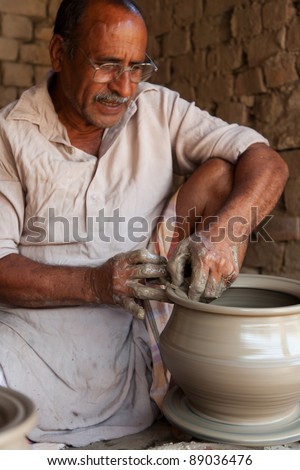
164,89,270,174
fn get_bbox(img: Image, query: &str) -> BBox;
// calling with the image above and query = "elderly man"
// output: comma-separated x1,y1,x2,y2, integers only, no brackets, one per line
0,0,288,446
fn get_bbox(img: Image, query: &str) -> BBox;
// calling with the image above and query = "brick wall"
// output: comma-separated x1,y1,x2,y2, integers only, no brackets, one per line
0,0,299,278
0,0,59,106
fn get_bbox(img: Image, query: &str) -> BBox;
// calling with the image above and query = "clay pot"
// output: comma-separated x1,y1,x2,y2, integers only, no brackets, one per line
160,274,300,444
0,387,37,449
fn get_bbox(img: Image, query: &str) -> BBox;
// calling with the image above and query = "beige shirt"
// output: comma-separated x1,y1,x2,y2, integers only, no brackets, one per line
0,79,268,445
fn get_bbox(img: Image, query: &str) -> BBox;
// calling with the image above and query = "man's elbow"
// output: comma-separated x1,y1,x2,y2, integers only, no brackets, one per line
246,142,289,185
270,148,289,186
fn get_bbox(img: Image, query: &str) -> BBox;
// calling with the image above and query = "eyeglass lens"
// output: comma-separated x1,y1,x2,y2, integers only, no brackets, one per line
94,63,155,83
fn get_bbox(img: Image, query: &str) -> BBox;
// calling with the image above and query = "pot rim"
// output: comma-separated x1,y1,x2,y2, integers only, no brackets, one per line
166,274,300,316
0,387,37,447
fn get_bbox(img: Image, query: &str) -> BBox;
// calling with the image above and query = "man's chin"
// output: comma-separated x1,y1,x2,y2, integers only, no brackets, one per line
84,113,124,130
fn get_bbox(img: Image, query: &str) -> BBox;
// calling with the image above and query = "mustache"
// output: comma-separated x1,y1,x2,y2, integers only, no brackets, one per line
94,93,130,104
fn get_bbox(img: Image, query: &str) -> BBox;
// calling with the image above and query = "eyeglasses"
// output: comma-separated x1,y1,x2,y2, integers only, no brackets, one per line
78,48,158,84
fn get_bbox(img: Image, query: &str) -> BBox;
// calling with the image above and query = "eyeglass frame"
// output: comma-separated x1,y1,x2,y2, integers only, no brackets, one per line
78,47,158,84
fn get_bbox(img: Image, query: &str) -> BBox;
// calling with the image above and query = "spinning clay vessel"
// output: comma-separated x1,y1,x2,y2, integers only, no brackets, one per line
160,274,300,445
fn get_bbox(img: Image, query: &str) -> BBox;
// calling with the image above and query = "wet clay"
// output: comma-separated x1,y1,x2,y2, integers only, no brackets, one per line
160,274,300,445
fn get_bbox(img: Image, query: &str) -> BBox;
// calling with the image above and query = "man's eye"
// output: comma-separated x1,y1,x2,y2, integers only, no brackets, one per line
99,64,119,72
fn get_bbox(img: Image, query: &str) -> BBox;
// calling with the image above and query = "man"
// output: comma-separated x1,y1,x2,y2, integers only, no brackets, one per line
0,0,288,446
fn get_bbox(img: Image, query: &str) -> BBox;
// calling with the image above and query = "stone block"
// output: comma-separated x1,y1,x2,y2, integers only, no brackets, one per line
281,149,300,175
2,62,33,88
169,79,196,103
240,266,260,275
264,53,298,88
2,14,33,40
34,65,51,85
244,240,285,272
147,36,160,60
287,16,300,52
195,15,231,49
207,42,243,73
235,68,266,95
297,54,300,76
141,2,172,36
280,268,300,281
280,266,300,281
285,178,300,216
256,85,300,149
239,95,255,107
246,29,285,67
172,51,206,86
35,25,53,42
197,74,234,104
262,0,294,30
152,58,171,86
163,28,191,57
20,43,51,65
216,101,248,125
0,37,19,61
286,82,300,116
0,86,17,108
174,0,203,27
285,241,300,269
262,213,300,241
0,0,46,18
231,3,262,40
277,119,300,150
254,92,284,124
49,0,61,21
205,0,240,16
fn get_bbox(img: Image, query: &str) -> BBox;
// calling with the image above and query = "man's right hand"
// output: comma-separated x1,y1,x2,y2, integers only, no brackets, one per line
88,249,169,320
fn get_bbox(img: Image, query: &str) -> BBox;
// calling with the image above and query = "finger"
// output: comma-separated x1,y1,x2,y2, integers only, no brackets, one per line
203,269,237,300
126,249,167,265
147,275,172,286
114,294,145,320
126,280,169,302
188,262,209,301
202,273,226,300
130,263,168,279
167,241,190,287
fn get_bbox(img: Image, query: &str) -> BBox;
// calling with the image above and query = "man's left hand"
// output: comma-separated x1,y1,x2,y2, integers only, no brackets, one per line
167,231,241,301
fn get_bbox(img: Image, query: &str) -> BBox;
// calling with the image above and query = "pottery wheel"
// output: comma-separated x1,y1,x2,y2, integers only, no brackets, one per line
162,387,300,446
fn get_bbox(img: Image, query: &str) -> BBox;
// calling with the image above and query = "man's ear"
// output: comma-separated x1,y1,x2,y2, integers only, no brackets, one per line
49,34,66,72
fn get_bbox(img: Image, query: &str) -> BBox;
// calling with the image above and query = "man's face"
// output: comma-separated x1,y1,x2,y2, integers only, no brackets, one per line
51,4,148,130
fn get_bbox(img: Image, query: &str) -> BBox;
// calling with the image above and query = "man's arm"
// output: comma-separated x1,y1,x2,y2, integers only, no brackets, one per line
0,249,168,319
168,143,289,300
215,143,289,236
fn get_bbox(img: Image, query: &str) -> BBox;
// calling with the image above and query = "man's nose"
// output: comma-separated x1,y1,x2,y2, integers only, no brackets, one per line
109,70,134,97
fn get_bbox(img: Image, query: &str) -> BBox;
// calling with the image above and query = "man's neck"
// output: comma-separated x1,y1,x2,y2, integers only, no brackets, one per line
48,75,105,157
66,125,105,157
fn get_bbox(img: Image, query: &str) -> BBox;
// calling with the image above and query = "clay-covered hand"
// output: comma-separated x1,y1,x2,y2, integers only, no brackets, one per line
167,232,239,302
88,249,168,320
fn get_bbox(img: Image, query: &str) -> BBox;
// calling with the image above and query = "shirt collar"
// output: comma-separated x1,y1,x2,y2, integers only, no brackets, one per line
6,77,158,150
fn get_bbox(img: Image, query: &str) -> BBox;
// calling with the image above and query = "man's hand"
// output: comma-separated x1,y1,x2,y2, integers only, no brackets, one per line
88,249,168,320
167,231,241,302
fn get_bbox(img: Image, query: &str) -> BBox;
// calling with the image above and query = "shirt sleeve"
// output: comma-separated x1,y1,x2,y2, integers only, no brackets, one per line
165,88,269,174
0,125,24,259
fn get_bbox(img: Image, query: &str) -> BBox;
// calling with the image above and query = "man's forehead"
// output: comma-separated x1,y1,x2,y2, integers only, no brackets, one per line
80,5,146,41
82,3,144,31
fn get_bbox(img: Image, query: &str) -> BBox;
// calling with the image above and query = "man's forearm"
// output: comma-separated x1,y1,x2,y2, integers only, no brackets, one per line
0,250,168,316
0,253,95,307
214,143,289,239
